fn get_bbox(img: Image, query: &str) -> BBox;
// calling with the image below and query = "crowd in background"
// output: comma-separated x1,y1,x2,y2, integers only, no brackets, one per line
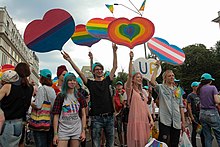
0,43,219,147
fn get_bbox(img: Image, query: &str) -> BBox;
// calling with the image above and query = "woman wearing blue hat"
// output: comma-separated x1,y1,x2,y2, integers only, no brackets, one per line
197,73,220,147
31,69,56,147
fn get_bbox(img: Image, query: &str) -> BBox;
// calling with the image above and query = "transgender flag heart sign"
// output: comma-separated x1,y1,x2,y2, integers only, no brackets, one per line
147,37,185,65
108,17,155,49
24,8,75,53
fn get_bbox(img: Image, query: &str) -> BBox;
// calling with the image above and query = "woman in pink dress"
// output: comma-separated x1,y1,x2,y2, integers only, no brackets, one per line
126,51,154,147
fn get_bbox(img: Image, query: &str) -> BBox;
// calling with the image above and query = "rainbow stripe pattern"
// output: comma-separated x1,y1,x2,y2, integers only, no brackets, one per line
108,17,154,49
0,64,15,78
86,17,115,40
147,37,185,65
105,4,114,13
24,9,75,53
71,24,101,47
174,86,185,99
139,0,146,11
29,101,51,131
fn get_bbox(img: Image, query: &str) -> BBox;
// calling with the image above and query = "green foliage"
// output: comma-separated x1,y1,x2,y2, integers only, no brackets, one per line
112,69,128,86
113,41,220,93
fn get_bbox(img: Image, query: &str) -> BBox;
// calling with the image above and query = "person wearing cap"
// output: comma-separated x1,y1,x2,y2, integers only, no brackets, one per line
113,81,126,147
197,73,220,146
126,51,154,147
0,70,19,135
0,63,34,147
31,69,56,147
52,65,68,95
187,81,205,147
151,61,185,147
61,43,118,147
52,72,87,147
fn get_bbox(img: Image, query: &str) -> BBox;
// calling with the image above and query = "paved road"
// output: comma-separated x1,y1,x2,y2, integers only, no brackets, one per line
25,121,218,147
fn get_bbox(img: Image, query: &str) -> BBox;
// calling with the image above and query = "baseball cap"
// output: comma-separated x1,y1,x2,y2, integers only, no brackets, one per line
174,79,180,82
1,70,19,83
200,73,215,81
40,69,52,79
116,81,123,85
92,62,104,72
191,82,200,87
143,86,149,90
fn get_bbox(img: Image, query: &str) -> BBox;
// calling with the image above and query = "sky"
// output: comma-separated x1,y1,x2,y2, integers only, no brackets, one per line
0,0,220,78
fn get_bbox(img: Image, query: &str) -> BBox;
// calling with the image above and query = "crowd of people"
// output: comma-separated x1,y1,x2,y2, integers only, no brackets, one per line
0,43,220,147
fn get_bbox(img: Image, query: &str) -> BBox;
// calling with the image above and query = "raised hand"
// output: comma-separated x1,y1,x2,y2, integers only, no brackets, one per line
88,51,93,60
61,51,71,61
112,43,118,52
129,51,134,60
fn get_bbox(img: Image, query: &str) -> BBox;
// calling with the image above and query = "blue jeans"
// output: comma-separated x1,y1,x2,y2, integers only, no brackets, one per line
0,119,23,147
33,127,53,147
200,109,220,147
91,115,114,147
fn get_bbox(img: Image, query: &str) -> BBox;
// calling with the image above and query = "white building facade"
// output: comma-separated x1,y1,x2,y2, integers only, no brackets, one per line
0,7,39,84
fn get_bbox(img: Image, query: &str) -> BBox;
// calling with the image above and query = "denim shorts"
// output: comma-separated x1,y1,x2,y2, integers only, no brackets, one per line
0,118,23,147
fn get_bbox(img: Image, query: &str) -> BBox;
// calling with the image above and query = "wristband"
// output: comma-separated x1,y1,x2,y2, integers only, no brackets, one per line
54,132,58,135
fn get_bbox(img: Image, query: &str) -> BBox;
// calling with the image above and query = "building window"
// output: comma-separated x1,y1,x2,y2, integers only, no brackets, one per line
6,21,9,28
2,53,7,65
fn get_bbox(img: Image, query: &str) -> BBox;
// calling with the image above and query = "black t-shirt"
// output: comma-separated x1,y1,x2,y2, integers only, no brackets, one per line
1,84,33,120
187,92,200,118
85,76,114,115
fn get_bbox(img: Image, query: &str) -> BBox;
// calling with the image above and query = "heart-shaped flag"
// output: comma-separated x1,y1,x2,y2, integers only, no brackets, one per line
119,24,140,41
108,17,155,49
24,8,75,53
147,37,185,65
86,17,115,40
71,24,101,47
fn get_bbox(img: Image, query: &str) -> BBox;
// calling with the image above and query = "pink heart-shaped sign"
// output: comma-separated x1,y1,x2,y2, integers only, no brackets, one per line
108,17,155,49
24,8,75,52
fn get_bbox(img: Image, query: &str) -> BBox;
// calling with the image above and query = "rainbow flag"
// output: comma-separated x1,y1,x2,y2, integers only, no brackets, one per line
174,86,185,99
105,4,114,13
139,0,146,11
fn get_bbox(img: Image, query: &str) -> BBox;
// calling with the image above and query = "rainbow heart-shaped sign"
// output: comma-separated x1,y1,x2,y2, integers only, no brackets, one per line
86,17,115,40
24,8,75,53
71,24,101,47
147,37,185,65
108,17,155,49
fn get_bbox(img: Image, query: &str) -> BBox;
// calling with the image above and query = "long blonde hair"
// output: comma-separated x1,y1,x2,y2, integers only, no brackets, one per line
162,70,173,84
132,72,143,91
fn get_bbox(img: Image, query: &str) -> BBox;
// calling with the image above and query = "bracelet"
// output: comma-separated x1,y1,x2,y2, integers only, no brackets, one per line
54,132,58,135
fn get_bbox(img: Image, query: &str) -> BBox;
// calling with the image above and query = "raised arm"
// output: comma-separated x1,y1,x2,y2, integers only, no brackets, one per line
126,51,134,89
150,60,160,87
109,43,118,81
61,51,88,84
88,51,93,72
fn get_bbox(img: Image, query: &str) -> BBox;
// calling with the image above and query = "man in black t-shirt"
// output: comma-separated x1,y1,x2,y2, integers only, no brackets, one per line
62,43,118,147
187,81,205,147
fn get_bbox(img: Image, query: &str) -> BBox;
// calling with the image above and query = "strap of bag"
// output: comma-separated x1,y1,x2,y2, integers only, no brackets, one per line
42,86,49,102
128,89,133,106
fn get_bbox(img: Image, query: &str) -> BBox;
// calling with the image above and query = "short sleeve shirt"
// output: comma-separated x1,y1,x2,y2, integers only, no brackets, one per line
85,76,114,115
155,84,184,129
199,85,218,110
187,93,200,117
